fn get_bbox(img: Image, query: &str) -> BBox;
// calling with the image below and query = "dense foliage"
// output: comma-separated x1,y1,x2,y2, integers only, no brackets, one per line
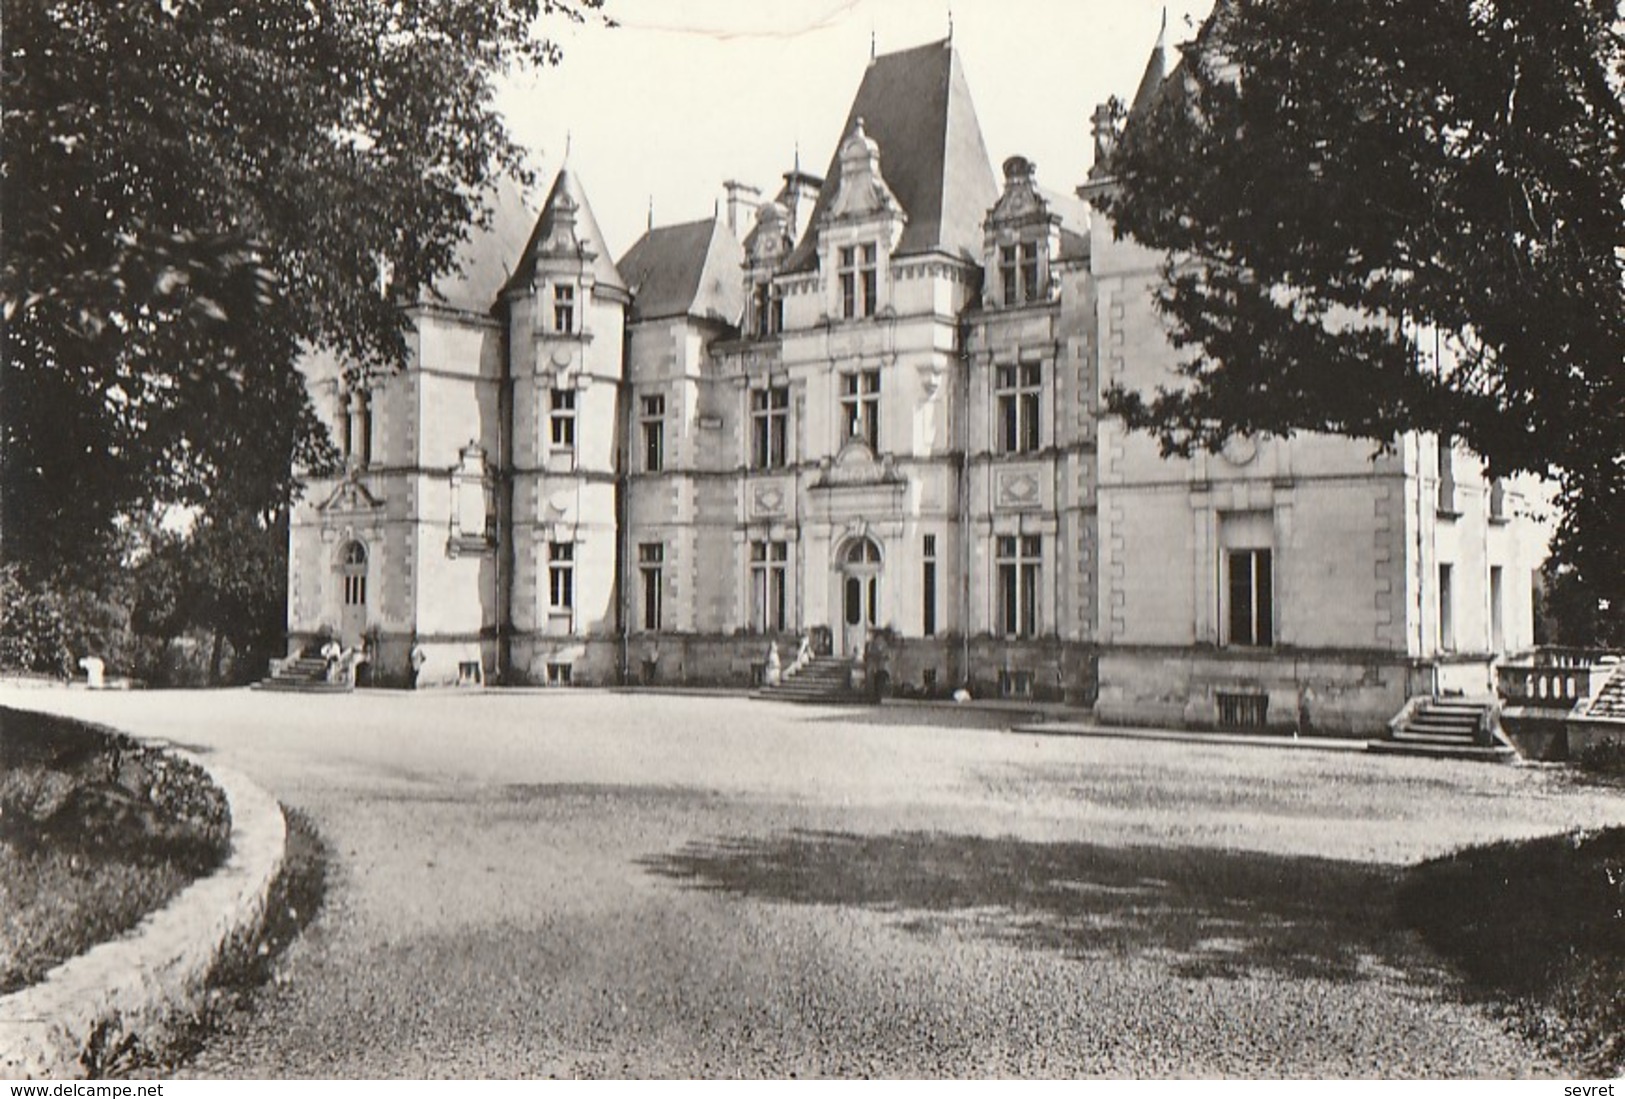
1098,0,1624,645
3,0,602,671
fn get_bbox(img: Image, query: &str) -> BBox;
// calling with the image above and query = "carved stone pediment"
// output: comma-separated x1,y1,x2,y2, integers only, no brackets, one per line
318,471,384,514
814,436,904,489
824,118,906,226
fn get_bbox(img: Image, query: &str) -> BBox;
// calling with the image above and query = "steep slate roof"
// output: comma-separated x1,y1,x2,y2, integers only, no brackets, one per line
618,217,745,324
429,178,535,314
503,167,628,297
1037,185,1093,263
784,38,997,271
1128,15,1171,120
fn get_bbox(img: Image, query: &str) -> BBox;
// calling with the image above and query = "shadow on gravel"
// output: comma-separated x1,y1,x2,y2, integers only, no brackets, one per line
641,830,1417,983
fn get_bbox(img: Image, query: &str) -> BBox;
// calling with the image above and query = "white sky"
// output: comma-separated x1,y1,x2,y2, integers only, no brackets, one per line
498,0,1216,257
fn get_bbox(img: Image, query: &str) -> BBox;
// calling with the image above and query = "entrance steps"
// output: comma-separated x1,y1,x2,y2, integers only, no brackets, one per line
1368,697,1516,762
755,655,855,703
254,656,353,694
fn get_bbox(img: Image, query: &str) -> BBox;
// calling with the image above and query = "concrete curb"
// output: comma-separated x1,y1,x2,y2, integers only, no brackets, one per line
0,747,287,1079
1010,721,1369,753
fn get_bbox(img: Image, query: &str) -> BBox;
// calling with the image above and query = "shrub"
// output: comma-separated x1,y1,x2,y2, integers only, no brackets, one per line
0,566,73,676
1575,736,1625,778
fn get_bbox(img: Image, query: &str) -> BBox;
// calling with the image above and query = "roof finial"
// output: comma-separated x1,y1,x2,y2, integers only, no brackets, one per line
1157,5,1167,46
793,140,801,174
647,194,653,232
564,129,572,163
947,6,954,41
870,26,876,61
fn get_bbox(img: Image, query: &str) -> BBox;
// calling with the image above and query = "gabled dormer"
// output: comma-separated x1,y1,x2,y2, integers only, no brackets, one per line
503,167,629,342
819,118,907,321
743,200,792,338
982,156,1063,309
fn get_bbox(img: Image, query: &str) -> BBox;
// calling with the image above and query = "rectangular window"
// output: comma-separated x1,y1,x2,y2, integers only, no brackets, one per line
550,389,576,449
1225,549,1274,647
995,363,1042,453
750,540,789,632
553,284,575,333
840,369,880,450
1437,435,1457,514
640,393,665,472
340,391,373,466
1489,565,1505,652
751,386,789,468
343,575,366,606
639,542,663,631
838,243,878,319
1438,563,1455,651
548,541,574,612
996,534,1040,638
753,283,783,337
546,662,572,685
998,242,1042,304
922,534,937,638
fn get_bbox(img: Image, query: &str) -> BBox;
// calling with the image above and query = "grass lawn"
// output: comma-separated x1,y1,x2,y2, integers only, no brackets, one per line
0,708,229,995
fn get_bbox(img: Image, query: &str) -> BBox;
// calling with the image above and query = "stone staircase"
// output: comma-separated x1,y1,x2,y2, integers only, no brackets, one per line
756,655,855,703
254,656,353,694
1576,661,1625,720
1368,697,1516,762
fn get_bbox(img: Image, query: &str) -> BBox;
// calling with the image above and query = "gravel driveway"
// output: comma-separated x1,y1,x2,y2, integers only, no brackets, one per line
4,688,1620,1078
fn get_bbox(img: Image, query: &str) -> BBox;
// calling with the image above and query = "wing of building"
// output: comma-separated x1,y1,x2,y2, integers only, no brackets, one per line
287,31,1546,733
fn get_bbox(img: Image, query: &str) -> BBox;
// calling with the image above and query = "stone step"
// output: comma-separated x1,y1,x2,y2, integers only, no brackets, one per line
252,678,352,694
1390,729,1479,747
1367,738,1517,763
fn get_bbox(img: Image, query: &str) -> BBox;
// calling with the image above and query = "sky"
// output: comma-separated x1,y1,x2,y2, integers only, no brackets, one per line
498,0,1216,258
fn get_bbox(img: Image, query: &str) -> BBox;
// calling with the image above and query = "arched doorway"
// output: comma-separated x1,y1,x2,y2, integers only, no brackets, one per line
837,536,882,656
338,540,368,647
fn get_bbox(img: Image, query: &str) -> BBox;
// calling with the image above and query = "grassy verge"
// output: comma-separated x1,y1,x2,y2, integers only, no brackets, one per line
0,707,229,995
1399,826,1625,1077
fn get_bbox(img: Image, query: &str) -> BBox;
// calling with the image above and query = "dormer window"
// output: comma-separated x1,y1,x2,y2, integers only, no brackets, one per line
839,244,877,319
1000,242,1042,304
552,284,575,333
752,282,783,336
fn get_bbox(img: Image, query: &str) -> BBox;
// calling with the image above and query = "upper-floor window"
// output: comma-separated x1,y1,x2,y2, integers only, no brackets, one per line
996,534,1041,638
338,390,373,466
752,282,783,337
553,284,575,333
751,386,789,468
550,388,576,449
995,363,1042,453
840,369,880,450
640,393,665,472
999,242,1042,304
838,243,878,319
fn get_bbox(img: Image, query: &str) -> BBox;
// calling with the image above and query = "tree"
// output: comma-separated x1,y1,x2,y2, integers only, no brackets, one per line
3,0,605,582
1096,0,1624,643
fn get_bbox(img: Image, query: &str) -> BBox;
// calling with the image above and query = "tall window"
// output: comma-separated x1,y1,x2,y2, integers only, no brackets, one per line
840,369,880,449
1489,565,1505,652
341,541,367,606
751,386,789,468
548,542,574,613
339,391,373,466
922,534,937,638
996,535,1040,638
639,542,664,631
553,283,575,333
1438,563,1455,651
995,363,1042,453
1436,435,1458,513
753,282,783,337
999,242,1041,304
550,389,575,449
640,394,665,472
838,243,877,319
1225,549,1274,647
751,540,789,632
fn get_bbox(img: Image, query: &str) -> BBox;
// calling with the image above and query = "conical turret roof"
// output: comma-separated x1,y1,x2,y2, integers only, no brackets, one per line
504,167,628,297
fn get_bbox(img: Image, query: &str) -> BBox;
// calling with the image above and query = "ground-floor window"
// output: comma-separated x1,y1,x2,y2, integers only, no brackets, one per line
1438,562,1455,651
751,540,789,631
922,534,937,637
1225,548,1273,647
546,662,572,686
549,542,574,614
639,542,663,631
996,535,1040,638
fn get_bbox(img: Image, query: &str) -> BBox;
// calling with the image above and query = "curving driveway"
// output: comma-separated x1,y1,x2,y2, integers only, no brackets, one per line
4,687,1620,1078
